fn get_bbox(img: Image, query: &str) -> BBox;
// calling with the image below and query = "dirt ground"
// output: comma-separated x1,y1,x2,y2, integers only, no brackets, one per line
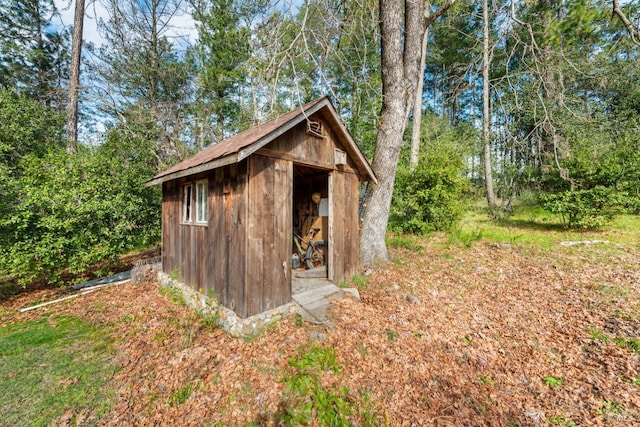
2,237,639,426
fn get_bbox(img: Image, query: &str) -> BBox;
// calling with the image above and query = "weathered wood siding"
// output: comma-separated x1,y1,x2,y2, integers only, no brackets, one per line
162,164,248,316
246,154,292,315
260,114,358,175
264,114,361,285
328,170,360,284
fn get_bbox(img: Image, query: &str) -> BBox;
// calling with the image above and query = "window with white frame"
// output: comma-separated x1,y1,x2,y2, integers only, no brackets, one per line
195,180,207,223
182,180,207,224
183,184,193,223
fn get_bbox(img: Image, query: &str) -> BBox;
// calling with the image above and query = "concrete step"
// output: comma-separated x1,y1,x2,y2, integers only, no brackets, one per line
292,284,360,324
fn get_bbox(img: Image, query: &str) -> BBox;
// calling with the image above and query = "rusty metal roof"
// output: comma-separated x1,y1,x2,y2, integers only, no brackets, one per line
147,96,376,186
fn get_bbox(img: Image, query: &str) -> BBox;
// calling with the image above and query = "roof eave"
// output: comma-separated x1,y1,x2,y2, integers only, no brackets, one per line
145,153,239,187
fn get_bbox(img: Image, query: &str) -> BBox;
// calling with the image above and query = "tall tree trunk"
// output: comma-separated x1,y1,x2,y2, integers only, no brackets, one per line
482,0,496,206
360,0,456,267
33,1,47,105
66,0,84,153
409,29,429,170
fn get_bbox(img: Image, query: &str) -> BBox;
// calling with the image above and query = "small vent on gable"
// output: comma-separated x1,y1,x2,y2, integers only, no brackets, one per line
306,120,323,138
334,148,347,165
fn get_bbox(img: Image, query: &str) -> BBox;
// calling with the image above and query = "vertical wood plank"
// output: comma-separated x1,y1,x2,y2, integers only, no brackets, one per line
332,172,345,283
206,174,218,301
227,169,246,313
175,182,183,281
248,155,273,315
208,168,228,305
161,181,172,275
274,158,292,307
246,237,263,317
260,155,276,313
327,173,335,282
343,173,359,279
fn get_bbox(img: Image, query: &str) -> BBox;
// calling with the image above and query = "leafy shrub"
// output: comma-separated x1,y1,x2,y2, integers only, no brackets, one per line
539,186,625,229
390,115,472,234
624,195,640,215
390,154,468,234
0,91,65,252
0,90,65,167
0,130,161,285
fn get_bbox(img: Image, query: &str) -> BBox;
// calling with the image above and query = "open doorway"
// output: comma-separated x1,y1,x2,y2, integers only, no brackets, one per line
292,164,329,293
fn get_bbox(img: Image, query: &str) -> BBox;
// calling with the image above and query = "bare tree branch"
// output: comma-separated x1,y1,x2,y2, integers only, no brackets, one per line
612,0,640,46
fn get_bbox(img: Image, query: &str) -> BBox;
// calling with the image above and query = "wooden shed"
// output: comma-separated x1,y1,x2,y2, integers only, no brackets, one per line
147,97,376,318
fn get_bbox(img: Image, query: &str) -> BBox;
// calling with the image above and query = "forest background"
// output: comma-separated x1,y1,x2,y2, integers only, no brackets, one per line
1,0,639,286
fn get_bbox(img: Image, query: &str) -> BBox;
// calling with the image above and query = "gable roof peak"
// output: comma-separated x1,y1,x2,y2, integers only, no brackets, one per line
147,96,376,186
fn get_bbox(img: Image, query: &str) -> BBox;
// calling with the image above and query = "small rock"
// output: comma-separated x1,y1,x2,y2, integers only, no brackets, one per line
279,337,292,348
324,321,336,330
309,331,327,342
404,294,420,305
342,288,360,300
524,411,545,424
560,239,609,246
363,268,374,276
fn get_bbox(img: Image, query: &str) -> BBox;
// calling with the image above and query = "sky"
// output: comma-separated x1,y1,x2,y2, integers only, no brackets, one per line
55,0,108,46
52,0,198,139
54,0,197,48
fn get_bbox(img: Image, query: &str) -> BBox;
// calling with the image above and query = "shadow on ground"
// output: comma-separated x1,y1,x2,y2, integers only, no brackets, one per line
0,247,160,303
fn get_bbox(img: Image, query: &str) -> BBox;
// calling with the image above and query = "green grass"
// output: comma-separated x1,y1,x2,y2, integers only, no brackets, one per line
453,202,640,248
159,285,187,306
168,380,203,407
263,344,382,426
614,337,640,355
549,414,576,426
588,326,609,343
351,274,368,290
0,316,117,426
386,234,424,251
595,399,626,416
542,376,564,387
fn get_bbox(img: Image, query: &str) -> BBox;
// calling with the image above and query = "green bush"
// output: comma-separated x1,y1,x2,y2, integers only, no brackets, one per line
539,186,625,229
0,130,161,285
390,114,473,234
0,91,65,250
390,146,469,234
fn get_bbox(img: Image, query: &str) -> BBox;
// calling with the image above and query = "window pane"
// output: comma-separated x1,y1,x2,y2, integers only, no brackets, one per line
196,182,207,223
183,185,192,222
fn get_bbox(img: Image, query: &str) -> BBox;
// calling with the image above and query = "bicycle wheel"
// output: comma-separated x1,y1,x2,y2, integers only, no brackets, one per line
305,240,327,269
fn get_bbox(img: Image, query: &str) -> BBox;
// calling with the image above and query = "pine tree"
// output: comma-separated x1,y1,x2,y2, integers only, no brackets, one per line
0,0,69,107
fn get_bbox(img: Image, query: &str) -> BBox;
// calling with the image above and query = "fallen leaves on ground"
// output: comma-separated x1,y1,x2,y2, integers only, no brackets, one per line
2,237,639,425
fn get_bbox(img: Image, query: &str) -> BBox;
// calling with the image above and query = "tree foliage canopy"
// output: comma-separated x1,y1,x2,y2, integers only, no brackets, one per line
0,125,160,285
